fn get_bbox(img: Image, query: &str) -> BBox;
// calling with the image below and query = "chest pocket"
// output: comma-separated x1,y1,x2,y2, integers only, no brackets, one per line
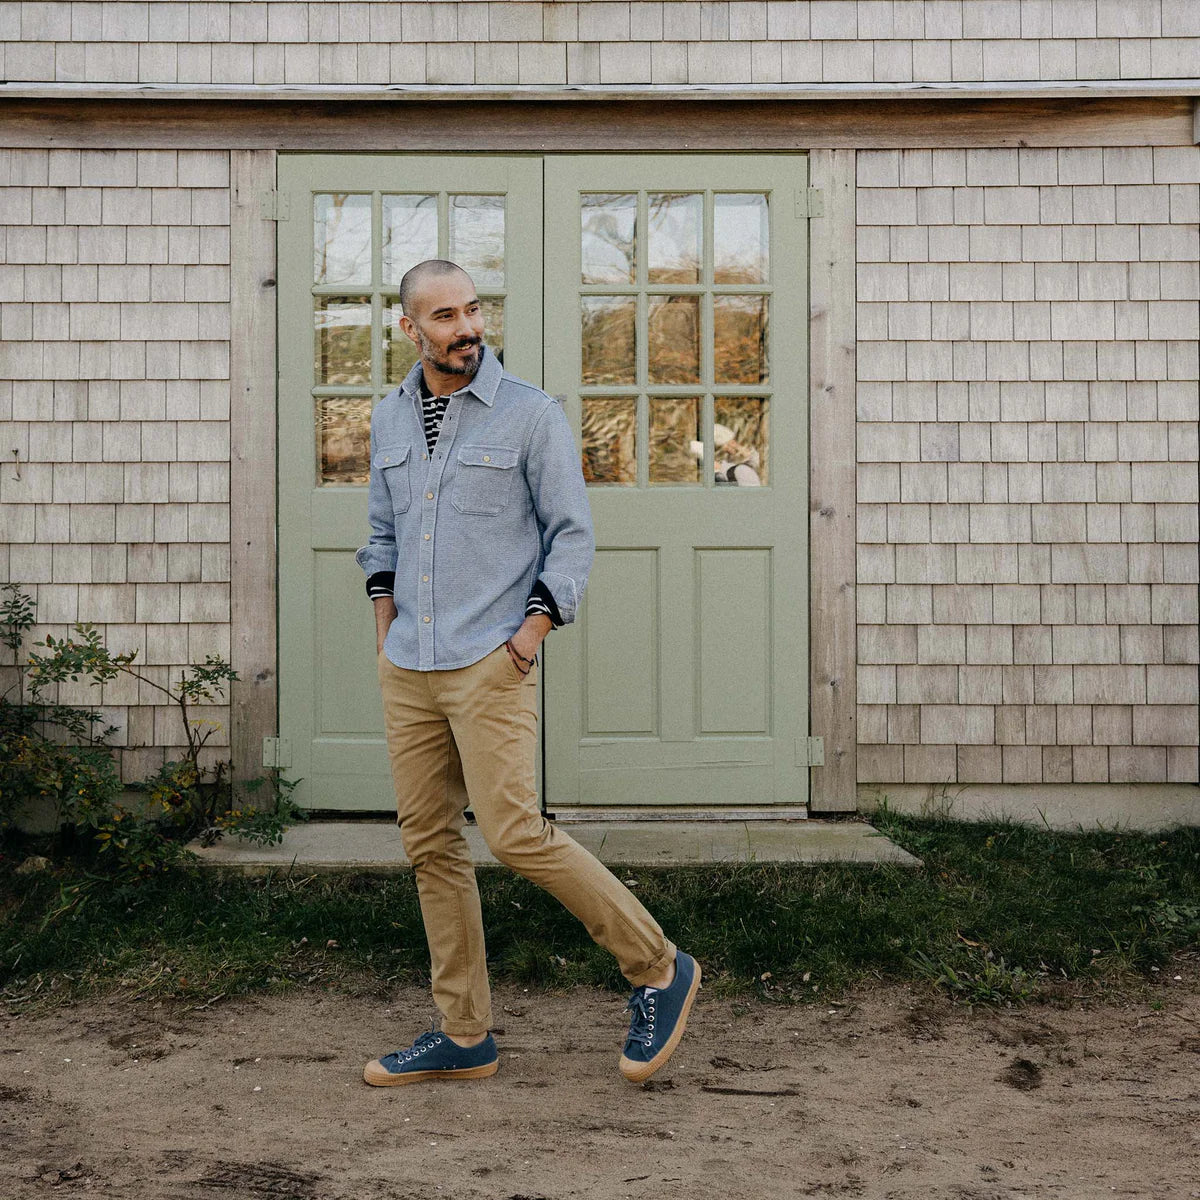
452,445,520,515
373,443,412,514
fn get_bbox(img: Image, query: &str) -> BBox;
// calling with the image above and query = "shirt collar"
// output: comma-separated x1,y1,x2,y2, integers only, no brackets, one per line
401,344,502,408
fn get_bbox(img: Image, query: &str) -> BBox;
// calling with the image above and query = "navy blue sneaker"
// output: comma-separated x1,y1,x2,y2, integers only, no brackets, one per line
619,951,701,1083
363,1030,499,1087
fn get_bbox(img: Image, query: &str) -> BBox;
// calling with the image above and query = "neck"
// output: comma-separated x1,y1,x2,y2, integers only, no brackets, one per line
421,362,477,398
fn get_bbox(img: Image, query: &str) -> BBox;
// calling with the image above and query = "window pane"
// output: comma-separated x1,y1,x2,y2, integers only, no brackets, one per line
382,194,438,287
650,397,701,485
581,192,636,285
582,396,637,485
714,193,769,284
581,296,637,386
317,397,372,485
648,193,701,284
714,295,769,384
714,397,768,486
648,295,700,384
314,295,372,385
384,301,417,384
480,296,505,366
314,194,372,287
449,195,505,286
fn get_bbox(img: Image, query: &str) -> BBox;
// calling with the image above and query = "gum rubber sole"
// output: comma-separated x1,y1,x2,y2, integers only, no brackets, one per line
618,960,702,1084
362,1058,499,1087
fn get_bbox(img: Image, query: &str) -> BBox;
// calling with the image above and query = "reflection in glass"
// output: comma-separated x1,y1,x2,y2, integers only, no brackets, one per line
714,295,769,384
648,295,700,384
650,397,701,485
479,296,505,365
382,194,438,286
314,194,372,286
314,296,372,385
581,296,636,385
317,396,372,485
582,396,636,485
449,195,505,286
714,397,769,485
384,301,417,383
581,193,636,284
714,194,769,284
648,193,702,284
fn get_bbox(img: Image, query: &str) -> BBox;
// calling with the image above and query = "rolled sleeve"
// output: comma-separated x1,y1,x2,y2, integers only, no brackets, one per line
525,401,594,625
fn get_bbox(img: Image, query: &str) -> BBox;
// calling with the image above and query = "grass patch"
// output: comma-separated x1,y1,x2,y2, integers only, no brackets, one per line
2,810,1198,1011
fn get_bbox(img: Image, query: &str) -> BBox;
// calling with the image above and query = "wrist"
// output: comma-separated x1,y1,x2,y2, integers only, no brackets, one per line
521,614,552,640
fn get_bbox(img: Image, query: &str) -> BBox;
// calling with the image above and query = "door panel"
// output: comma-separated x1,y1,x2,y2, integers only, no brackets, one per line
277,155,543,808
542,156,810,808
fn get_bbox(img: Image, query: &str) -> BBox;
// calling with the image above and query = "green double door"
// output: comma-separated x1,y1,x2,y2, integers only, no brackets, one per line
277,154,810,811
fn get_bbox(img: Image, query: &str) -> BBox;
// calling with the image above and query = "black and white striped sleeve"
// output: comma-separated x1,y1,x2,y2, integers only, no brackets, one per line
524,579,563,627
366,571,395,601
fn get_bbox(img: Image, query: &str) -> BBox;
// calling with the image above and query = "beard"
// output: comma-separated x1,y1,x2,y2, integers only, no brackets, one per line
419,330,484,377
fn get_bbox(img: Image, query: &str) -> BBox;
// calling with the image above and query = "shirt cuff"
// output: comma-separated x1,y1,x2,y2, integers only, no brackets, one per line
366,571,395,600
525,579,563,627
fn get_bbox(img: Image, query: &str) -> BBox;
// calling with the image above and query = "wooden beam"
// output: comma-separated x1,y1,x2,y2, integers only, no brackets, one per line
0,96,1192,151
228,149,279,790
808,148,858,813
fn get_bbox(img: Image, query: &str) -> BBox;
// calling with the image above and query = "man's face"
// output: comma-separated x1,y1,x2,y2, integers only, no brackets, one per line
400,271,486,379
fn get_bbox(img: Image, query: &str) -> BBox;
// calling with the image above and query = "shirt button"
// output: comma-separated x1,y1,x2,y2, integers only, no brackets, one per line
483,455,491,462
383,456,390,463
422,575,429,582
424,533,431,540
426,492,434,500
423,616,431,624
422,453,428,460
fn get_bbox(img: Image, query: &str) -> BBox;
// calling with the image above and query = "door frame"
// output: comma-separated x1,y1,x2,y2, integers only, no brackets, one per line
228,139,857,812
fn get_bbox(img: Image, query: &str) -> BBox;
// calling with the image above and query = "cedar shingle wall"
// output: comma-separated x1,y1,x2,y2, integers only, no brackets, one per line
855,145,1200,786
0,148,232,782
2,1,1200,85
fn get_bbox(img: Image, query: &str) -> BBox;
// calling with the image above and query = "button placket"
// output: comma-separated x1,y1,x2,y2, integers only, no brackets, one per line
416,391,463,669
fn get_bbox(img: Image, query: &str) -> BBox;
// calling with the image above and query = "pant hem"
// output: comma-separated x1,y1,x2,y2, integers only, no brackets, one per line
440,1018,493,1037
622,941,677,988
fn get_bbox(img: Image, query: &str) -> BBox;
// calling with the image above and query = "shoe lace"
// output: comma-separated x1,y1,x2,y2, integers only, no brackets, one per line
624,987,656,1047
392,1029,442,1063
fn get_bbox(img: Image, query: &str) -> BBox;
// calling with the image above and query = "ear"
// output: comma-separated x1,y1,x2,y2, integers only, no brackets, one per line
398,313,421,348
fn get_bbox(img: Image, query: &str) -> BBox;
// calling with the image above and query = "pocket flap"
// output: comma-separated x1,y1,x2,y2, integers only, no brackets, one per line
373,444,411,469
457,445,519,469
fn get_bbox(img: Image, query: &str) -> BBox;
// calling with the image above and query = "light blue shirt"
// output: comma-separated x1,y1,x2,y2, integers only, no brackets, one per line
356,347,595,671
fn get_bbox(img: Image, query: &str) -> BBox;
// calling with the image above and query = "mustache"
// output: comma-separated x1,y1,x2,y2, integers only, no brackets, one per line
448,337,482,352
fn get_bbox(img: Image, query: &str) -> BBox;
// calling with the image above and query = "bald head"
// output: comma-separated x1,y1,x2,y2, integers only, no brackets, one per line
399,259,473,318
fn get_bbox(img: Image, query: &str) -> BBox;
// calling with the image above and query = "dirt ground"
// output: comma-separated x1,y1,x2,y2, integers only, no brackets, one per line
2,965,1198,1200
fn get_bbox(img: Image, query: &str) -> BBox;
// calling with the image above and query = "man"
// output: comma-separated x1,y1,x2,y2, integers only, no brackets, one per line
356,259,699,1086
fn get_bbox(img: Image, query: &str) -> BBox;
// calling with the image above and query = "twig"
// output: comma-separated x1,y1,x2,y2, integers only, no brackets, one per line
700,1085,800,1097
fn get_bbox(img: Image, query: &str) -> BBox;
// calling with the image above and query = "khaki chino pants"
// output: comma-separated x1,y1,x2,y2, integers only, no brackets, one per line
379,643,676,1036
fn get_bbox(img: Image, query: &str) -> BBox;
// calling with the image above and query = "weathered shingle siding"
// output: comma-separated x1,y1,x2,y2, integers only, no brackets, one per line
2,1,1199,85
855,145,1200,786
0,147,232,781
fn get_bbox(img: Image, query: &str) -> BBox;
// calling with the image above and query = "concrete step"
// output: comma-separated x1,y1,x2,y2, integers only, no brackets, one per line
190,818,921,873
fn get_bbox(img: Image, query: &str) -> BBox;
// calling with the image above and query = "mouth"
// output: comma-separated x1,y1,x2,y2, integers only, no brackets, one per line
449,339,482,354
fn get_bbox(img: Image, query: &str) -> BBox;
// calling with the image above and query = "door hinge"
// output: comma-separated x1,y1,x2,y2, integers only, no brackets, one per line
262,737,292,769
260,191,290,221
794,187,824,219
797,736,825,767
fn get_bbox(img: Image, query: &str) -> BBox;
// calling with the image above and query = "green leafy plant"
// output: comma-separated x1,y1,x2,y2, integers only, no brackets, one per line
3,585,305,879
205,771,307,847
1,584,120,836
